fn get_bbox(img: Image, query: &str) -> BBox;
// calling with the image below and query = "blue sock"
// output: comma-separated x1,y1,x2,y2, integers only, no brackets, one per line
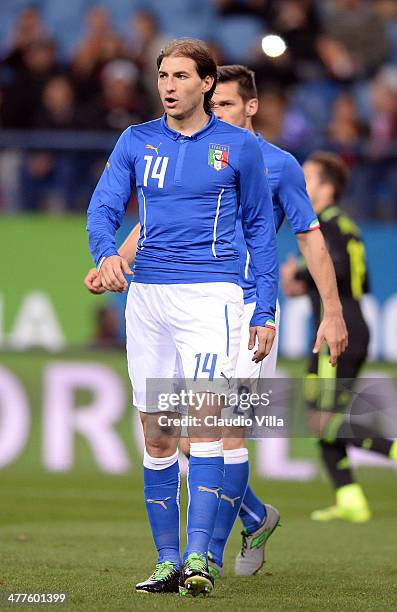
209,448,249,567
143,450,181,568
184,441,224,562
239,484,266,534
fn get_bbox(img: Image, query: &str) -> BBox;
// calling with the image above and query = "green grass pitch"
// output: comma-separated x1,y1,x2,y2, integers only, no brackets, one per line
1,468,397,611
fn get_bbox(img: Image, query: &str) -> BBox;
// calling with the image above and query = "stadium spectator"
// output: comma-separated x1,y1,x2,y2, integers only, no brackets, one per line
254,87,311,152
34,76,81,129
212,0,271,21
327,92,367,151
268,0,323,79
318,0,389,80
2,38,62,128
83,59,152,131
71,6,127,104
353,66,397,217
72,6,113,76
18,76,82,212
126,9,170,106
3,5,48,71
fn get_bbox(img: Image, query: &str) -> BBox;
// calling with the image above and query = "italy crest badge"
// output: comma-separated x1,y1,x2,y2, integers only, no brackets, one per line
208,143,230,171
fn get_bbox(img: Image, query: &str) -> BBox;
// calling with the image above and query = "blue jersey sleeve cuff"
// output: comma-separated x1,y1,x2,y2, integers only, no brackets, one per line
250,312,277,329
96,248,120,269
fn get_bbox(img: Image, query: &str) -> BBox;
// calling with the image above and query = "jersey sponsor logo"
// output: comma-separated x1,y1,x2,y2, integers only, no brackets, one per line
208,143,230,171
146,496,171,510
145,142,162,155
197,485,221,498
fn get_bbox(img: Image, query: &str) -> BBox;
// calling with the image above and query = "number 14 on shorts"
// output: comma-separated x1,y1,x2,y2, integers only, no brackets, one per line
194,353,218,381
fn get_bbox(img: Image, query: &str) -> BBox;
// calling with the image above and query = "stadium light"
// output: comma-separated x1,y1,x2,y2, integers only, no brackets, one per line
261,34,287,58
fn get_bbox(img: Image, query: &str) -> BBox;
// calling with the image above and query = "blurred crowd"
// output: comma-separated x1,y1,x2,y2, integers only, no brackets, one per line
0,0,397,218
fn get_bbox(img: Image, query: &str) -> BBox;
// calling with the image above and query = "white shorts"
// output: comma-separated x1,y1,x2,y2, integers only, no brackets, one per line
126,282,244,411
235,299,280,381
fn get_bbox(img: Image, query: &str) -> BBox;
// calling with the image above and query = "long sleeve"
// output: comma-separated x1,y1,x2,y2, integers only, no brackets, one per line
238,131,279,327
87,127,135,267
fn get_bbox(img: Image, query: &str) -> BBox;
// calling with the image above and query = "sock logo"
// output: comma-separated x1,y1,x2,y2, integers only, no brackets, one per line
221,494,241,508
197,486,221,499
146,496,171,510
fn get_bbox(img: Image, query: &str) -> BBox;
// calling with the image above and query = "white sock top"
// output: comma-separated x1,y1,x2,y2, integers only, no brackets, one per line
190,440,223,458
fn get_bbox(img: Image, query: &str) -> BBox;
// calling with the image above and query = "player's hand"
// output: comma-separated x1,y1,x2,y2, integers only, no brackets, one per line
248,326,276,363
313,312,348,367
84,268,107,294
99,255,133,293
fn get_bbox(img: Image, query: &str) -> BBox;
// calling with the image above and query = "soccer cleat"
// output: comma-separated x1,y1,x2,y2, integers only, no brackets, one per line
311,483,372,523
235,503,280,576
179,553,214,597
135,561,180,594
208,551,224,581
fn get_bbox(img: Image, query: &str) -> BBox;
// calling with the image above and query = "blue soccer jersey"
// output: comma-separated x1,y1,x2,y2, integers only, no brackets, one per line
87,113,278,327
237,135,319,304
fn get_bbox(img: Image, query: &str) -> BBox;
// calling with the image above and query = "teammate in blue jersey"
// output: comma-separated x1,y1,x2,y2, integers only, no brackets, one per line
86,41,279,597
85,64,348,580
206,65,347,578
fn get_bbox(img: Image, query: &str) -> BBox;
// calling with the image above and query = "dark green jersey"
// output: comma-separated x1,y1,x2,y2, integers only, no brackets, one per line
296,204,370,355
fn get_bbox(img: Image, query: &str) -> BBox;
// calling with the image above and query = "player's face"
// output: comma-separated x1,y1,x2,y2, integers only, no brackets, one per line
212,81,252,128
158,56,213,120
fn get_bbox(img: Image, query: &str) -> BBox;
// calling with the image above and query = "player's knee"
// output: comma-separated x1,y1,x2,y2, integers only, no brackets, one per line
145,436,178,458
141,411,180,457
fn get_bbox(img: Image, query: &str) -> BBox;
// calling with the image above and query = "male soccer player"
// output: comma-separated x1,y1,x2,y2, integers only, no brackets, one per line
86,41,278,597
85,65,348,578
282,151,397,522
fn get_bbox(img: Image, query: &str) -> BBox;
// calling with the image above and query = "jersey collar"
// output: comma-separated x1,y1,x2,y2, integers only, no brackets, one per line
161,112,218,141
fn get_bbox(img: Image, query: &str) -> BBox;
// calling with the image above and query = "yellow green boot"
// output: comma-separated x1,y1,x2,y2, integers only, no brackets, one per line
310,483,372,523
389,440,397,462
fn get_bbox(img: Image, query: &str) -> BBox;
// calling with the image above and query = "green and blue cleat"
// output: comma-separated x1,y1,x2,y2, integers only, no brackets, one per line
179,553,214,597
208,551,224,581
135,561,180,594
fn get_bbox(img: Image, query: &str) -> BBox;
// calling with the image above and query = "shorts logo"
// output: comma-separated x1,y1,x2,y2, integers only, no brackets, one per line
208,143,230,171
